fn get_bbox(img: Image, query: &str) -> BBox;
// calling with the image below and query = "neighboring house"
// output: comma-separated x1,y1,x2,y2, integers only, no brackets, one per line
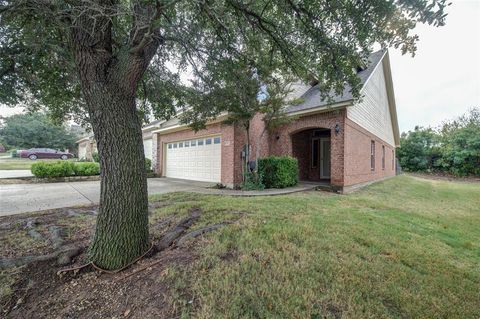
151,49,399,192
78,49,400,192
76,120,164,161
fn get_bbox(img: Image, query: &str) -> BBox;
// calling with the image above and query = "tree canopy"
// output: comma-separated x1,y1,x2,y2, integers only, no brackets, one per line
1,0,449,121
0,0,450,270
0,112,78,151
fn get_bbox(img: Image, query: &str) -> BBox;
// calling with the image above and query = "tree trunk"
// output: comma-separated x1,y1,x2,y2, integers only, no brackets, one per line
67,2,163,270
87,87,149,270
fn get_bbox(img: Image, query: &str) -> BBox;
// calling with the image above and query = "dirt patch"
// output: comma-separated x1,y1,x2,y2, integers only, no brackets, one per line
4,248,195,319
0,201,240,318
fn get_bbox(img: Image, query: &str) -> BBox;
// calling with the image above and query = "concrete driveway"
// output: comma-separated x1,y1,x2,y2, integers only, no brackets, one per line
0,178,214,216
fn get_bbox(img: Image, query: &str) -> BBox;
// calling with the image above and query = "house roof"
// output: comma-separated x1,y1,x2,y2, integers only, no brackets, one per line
76,118,167,144
285,50,386,114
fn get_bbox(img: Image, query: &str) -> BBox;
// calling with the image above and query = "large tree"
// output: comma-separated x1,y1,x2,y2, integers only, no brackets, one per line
0,112,78,150
0,0,448,269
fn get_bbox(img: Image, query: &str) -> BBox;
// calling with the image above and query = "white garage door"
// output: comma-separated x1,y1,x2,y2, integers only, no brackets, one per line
143,138,153,160
165,136,221,182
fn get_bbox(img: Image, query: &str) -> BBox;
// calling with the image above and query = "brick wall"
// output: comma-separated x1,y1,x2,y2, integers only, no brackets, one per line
291,130,310,180
344,118,396,186
268,110,346,187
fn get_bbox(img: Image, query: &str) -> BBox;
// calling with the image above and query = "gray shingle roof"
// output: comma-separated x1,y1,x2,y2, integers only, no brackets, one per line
285,50,386,114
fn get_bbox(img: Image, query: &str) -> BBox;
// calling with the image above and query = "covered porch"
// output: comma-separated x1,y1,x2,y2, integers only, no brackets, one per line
291,128,332,183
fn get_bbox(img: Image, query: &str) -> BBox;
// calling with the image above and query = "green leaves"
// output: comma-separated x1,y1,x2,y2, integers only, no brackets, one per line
0,113,78,150
0,0,449,125
398,108,480,176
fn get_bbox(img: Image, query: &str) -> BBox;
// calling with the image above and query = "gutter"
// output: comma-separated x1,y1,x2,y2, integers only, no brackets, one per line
286,101,353,117
151,113,229,135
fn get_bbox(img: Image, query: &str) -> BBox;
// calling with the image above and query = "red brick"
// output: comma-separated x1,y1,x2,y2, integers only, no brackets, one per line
154,109,396,191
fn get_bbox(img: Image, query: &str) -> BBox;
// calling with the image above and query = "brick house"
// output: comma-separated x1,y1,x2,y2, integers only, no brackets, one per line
76,120,163,162
150,50,400,192
77,49,399,192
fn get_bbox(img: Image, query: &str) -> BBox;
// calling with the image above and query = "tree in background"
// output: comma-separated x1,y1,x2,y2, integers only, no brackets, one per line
397,108,480,176
437,108,480,176
397,126,441,172
0,113,77,151
0,0,448,269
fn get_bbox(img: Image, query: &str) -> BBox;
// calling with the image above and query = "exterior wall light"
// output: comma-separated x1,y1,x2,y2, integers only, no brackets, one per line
335,123,341,135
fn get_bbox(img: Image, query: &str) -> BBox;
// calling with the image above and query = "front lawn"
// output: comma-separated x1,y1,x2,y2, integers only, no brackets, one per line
1,175,479,318
159,175,480,318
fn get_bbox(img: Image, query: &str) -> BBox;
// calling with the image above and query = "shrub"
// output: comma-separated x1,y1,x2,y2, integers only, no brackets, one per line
73,162,100,176
145,158,152,172
10,149,18,158
242,171,265,190
31,161,75,178
258,156,298,188
92,152,99,162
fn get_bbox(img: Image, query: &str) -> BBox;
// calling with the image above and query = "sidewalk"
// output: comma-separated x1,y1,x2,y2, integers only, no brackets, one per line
0,170,33,179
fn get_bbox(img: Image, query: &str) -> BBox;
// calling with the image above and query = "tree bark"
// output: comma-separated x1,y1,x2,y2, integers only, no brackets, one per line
86,87,149,270
68,3,163,270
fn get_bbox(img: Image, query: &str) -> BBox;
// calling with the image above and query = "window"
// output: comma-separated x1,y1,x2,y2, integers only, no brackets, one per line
179,142,183,148
191,140,196,147
392,150,395,170
370,140,375,171
214,137,221,144
198,139,204,146
311,139,319,168
382,145,385,170
206,138,212,145
168,144,172,149
185,141,190,147
173,143,177,148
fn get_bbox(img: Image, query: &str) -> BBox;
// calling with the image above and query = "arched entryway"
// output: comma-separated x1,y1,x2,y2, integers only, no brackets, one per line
291,128,331,182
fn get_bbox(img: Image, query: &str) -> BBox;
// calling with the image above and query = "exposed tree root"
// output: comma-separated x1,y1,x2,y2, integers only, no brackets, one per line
25,219,42,240
1,207,240,276
156,208,202,250
119,219,235,281
0,245,83,269
1,221,80,269
49,226,64,249
176,223,227,247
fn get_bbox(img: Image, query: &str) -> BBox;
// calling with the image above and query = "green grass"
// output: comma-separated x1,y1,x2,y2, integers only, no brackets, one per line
0,158,77,170
150,175,480,318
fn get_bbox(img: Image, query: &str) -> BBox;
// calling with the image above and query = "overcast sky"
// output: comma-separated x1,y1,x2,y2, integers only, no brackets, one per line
389,0,480,132
1,0,479,133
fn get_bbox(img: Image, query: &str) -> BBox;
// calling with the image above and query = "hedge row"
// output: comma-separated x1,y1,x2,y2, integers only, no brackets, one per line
31,161,100,178
258,156,298,189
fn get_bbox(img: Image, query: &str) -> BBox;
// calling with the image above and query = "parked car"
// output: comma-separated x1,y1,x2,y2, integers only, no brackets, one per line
19,148,74,160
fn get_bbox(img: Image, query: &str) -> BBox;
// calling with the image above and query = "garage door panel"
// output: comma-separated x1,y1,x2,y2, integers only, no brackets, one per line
165,136,221,183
